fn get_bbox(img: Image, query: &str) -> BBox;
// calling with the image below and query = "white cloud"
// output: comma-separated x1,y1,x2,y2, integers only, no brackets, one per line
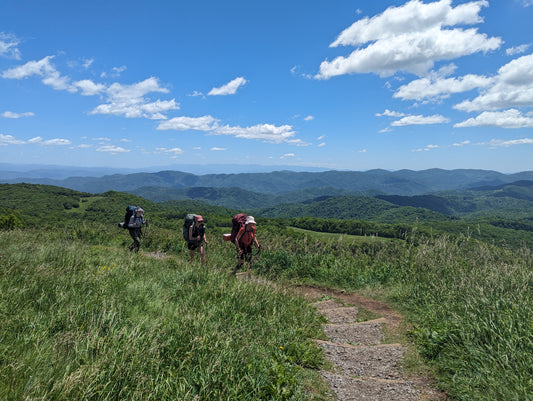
0,32,21,59
208,77,247,96
506,44,530,56
391,114,450,126
376,109,406,117
73,79,106,96
0,134,26,145
211,123,297,144
155,147,184,155
157,115,218,131
41,138,72,146
453,140,471,147
91,77,180,119
481,138,533,147
455,54,533,112
304,115,315,121
210,147,227,151
280,153,295,159
455,109,533,128
394,67,494,102
96,145,130,153
316,0,501,79
1,111,34,118
318,142,326,147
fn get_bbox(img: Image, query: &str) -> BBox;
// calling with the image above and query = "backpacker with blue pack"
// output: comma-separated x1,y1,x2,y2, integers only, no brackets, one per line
183,214,206,241
118,205,137,229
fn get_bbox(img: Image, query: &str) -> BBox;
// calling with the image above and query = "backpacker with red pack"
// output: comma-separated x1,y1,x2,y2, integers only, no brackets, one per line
223,213,247,242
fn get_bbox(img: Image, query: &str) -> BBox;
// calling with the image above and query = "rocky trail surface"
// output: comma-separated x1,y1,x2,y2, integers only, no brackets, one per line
299,286,447,401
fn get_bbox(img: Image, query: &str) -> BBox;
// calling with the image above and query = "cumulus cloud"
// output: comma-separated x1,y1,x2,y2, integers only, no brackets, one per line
41,138,72,146
0,134,26,145
157,116,306,145
90,77,180,119
390,114,450,126
316,0,501,79
208,77,247,96
1,111,34,118
157,115,219,131
482,138,533,147
280,153,295,159
210,123,298,144
0,32,21,59
394,65,494,101
506,44,531,56
455,109,533,128
3,57,179,119
2,55,75,91
0,134,70,146
155,147,184,155
96,145,130,153
73,79,106,96
376,109,406,117
454,54,533,113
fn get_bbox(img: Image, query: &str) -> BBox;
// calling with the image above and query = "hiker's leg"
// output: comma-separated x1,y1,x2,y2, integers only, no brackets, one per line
134,229,141,252
199,245,206,265
129,229,136,250
188,242,197,262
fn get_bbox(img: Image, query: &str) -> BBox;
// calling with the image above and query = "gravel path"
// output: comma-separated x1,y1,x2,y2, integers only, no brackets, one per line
303,287,448,401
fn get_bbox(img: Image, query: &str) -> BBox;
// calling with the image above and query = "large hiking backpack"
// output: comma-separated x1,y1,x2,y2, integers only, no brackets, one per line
182,214,197,241
119,205,136,229
230,213,247,242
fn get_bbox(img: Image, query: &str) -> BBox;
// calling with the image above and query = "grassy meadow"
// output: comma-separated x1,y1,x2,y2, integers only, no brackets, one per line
0,226,327,400
1,183,532,400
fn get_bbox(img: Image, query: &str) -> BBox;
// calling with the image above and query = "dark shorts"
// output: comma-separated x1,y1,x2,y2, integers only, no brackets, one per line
187,241,201,250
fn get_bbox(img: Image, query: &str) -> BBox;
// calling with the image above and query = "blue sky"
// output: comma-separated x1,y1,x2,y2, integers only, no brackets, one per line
1,0,532,173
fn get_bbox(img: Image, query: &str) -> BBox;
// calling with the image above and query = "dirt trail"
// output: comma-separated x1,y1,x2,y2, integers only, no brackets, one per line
298,286,447,400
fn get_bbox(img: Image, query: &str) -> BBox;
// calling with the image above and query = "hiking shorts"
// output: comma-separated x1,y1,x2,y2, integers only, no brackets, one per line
187,241,201,250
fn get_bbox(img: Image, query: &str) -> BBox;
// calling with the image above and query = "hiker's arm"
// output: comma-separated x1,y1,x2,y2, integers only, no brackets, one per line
189,225,194,241
234,234,242,251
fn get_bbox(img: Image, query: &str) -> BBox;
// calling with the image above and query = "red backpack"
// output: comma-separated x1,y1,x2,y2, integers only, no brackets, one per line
229,213,247,242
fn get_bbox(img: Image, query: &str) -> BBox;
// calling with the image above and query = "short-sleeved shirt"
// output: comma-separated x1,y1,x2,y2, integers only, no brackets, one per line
237,225,255,246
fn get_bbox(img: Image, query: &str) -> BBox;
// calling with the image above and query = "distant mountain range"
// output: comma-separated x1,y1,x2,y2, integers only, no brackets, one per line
0,163,328,180
2,168,533,198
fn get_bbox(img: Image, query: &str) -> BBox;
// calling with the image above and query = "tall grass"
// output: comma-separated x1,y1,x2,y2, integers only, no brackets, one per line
0,227,326,400
255,228,533,400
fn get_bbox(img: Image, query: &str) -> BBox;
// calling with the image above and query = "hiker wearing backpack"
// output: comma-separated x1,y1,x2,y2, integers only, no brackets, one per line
128,207,148,252
187,215,209,265
233,215,261,274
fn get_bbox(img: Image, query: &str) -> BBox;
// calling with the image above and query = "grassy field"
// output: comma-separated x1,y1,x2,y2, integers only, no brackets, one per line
255,228,533,400
287,226,402,245
2,221,532,400
0,227,327,400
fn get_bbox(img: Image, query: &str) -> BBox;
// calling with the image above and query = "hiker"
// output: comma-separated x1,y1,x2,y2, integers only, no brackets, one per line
188,215,209,265
128,207,147,252
234,215,261,274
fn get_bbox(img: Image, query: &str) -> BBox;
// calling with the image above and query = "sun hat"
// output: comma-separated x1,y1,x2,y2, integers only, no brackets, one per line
135,207,144,213
245,216,256,225
195,215,204,222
